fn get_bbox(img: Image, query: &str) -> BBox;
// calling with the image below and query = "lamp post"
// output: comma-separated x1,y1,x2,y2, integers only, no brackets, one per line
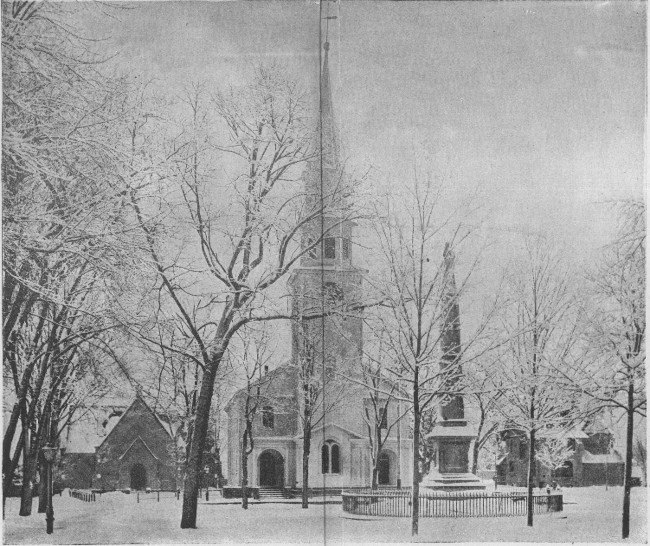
41,446,58,535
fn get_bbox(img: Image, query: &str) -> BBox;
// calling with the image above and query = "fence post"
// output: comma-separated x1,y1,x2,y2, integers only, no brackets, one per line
137,491,139,503
157,491,160,502
206,488,209,502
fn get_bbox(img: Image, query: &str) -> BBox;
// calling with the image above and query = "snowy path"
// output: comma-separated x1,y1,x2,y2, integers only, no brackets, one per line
3,486,646,544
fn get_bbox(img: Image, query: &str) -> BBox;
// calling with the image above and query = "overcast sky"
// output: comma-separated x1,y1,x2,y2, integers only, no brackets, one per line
59,0,646,393
77,0,645,259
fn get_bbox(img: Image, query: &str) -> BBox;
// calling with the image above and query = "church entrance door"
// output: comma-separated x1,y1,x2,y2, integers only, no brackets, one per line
258,450,284,488
378,452,391,485
130,463,147,490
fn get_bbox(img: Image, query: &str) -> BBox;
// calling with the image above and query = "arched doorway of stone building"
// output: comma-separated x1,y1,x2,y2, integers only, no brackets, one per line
258,450,285,488
378,451,393,486
130,463,147,490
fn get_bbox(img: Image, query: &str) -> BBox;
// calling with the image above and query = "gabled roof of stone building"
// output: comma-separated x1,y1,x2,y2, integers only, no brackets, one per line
96,396,173,451
119,435,161,461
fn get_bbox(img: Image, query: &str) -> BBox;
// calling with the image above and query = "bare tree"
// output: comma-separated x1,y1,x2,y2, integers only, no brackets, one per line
534,436,575,480
466,358,504,476
2,1,151,513
358,328,409,490
494,237,586,527
127,68,359,528
227,328,276,509
367,172,495,536
554,200,645,539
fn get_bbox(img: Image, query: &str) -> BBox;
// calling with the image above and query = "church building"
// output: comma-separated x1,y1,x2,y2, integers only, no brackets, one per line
59,395,177,491
224,38,412,493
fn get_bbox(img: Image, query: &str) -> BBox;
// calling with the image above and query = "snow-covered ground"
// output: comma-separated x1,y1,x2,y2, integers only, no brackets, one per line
3,486,647,544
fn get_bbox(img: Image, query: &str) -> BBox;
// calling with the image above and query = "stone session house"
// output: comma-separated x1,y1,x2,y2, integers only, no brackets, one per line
496,422,625,487
59,396,177,491
224,39,412,494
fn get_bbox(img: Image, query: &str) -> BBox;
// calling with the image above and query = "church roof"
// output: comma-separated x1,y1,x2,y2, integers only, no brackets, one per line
119,435,161,462
96,396,173,451
224,363,296,413
296,422,364,440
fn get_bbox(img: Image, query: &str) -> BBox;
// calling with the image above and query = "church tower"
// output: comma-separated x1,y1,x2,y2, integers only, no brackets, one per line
288,36,363,375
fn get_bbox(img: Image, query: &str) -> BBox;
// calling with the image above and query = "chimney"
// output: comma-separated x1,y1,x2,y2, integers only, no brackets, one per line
264,366,269,375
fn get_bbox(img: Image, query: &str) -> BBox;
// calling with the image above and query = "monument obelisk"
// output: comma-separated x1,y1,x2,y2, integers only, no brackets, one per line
421,243,485,491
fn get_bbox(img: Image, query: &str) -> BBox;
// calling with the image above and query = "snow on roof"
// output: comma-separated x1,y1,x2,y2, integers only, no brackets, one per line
581,450,624,464
537,425,589,440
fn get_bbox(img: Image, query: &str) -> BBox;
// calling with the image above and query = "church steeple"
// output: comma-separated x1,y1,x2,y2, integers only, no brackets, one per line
319,40,339,170
288,22,363,375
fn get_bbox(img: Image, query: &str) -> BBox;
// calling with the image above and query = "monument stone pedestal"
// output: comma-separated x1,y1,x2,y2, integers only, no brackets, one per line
421,419,485,491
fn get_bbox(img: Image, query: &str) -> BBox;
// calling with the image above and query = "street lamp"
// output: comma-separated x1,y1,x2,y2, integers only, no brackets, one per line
41,446,58,535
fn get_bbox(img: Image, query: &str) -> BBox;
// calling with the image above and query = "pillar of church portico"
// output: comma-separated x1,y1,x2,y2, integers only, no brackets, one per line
421,244,485,491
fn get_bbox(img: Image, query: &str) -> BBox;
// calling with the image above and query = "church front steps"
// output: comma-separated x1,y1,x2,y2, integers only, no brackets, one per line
258,487,286,499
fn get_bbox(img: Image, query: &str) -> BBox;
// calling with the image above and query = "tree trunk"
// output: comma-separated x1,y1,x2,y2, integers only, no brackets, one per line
622,380,634,539
180,357,218,529
37,458,47,513
472,407,485,475
302,430,310,509
19,432,33,517
527,429,535,527
411,373,420,537
471,439,480,476
371,425,380,490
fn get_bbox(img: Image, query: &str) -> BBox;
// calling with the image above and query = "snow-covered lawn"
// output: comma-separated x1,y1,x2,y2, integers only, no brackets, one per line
3,486,647,544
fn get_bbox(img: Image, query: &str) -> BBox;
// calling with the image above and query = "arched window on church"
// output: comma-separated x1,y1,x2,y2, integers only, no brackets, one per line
324,237,336,259
262,406,274,429
342,238,351,260
321,440,340,474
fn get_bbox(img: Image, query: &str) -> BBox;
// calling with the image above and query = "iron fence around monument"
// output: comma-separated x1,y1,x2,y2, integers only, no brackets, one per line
341,488,563,518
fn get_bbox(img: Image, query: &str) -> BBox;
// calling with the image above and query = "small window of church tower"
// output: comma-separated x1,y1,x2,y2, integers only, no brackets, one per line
262,406,274,429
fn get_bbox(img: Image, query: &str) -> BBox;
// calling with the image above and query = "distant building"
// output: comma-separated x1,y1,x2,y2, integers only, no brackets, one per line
496,423,624,487
60,396,177,491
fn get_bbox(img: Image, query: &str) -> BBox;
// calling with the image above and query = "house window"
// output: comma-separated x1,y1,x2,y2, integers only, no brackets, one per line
342,238,350,259
519,441,526,460
262,406,274,429
322,440,340,474
508,460,515,473
324,237,336,259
